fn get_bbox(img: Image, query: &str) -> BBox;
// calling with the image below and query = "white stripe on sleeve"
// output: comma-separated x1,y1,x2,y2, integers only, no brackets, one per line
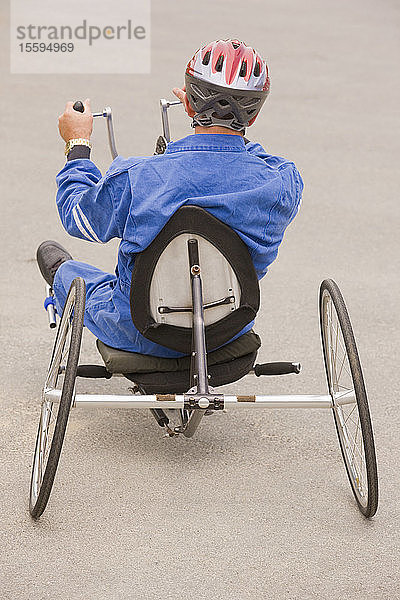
76,204,104,244
72,206,96,242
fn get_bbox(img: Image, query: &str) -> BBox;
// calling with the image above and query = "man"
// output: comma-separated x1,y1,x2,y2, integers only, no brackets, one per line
37,39,303,357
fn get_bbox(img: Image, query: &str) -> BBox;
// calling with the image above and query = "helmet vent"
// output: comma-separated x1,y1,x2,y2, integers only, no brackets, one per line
239,61,247,78
202,50,211,66
215,54,224,72
231,41,240,49
254,61,261,77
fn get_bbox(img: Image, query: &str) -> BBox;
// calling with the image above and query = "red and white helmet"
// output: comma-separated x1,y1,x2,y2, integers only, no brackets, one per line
185,39,270,131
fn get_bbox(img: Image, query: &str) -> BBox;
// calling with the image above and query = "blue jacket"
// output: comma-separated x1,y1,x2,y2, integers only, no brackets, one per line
55,133,303,356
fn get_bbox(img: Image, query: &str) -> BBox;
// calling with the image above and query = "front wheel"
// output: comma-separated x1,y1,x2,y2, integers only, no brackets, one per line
319,279,378,518
29,277,85,519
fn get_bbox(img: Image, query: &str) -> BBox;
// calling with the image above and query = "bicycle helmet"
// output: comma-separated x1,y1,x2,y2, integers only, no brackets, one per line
185,39,270,132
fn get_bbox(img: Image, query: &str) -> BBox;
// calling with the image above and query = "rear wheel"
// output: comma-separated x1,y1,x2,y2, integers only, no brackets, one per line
319,279,378,517
29,277,85,519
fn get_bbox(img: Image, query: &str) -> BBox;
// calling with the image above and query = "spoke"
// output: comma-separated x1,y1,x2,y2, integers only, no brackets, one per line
328,334,352,376
351,450,366,490
346,438,365,480
337,407,364,457
336,350,348,384
325,305,354,389
329,348,353,392
329,342,353,381
342,403,357,423
60,332,71,366
334,319,339,377
350,416,361,464
37,402,58,486
335,384,353,392
339,412,365,467
37,429,44,486
346,412,364,430
326,309,350,361
328,303,339,389
338,362,352,381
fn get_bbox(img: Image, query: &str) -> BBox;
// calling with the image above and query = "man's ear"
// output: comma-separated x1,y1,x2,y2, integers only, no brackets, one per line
172,86,196,118
184,96,196,118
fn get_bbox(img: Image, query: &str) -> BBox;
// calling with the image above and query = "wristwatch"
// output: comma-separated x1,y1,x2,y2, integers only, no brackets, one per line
64,138,92,156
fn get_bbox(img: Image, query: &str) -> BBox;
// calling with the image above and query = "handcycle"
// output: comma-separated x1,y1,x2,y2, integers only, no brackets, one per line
29,99,379,519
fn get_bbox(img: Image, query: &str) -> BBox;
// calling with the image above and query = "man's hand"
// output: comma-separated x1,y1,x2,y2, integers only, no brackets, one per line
172,86,196,118
58,98,93,143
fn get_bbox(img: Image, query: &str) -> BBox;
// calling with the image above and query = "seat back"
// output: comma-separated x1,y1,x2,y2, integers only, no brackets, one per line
131,206,260,353
149,233,242,328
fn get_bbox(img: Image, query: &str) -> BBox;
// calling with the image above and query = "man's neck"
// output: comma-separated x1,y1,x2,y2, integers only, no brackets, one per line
194,125,244,136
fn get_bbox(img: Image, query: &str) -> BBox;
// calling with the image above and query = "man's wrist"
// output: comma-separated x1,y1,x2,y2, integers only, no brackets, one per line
67,144,91,161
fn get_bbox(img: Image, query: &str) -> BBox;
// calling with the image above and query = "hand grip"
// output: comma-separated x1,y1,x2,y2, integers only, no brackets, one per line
76,365,112,379
73,100,85,113
254,362,301,376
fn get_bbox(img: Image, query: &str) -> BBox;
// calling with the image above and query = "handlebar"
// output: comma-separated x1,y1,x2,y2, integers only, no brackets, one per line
160,99,181,143
154,98,182,154
73,100,118,160
71,96,182,160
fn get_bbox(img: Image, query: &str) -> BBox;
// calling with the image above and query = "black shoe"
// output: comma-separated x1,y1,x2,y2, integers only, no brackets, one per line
36,240,73,285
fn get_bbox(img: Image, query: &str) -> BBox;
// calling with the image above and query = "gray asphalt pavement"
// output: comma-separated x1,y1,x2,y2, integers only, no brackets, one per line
1,1,399,598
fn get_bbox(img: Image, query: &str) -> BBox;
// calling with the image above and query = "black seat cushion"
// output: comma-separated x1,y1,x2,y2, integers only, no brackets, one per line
96,330,261,374
96,331,261,394
124,351,258,394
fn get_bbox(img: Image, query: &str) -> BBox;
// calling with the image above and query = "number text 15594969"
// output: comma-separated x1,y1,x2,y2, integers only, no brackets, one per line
19,43,74,52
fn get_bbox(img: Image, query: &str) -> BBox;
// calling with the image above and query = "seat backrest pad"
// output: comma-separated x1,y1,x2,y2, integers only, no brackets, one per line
131,205,260,353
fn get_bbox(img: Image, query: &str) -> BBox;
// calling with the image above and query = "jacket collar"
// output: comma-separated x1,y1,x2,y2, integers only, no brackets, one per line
165,133,246,154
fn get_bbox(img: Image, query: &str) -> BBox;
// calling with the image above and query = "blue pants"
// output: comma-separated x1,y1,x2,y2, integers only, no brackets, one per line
52,260,185,357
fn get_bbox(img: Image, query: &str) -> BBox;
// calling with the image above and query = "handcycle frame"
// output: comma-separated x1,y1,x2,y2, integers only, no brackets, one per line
43,235,337,441
44,234,336,443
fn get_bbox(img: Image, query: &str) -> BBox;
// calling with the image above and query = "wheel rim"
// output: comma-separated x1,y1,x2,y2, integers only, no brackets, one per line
30,288,75,509
321,289,369,508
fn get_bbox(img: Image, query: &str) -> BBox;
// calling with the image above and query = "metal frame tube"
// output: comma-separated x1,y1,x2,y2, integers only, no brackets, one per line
191,275,209,394
92,107,118,160
160,98,182,143
104,107,118,159
45,284,56,329
187,238,209,395
223,395,333,409
160,99,171,143
44,389,333,409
